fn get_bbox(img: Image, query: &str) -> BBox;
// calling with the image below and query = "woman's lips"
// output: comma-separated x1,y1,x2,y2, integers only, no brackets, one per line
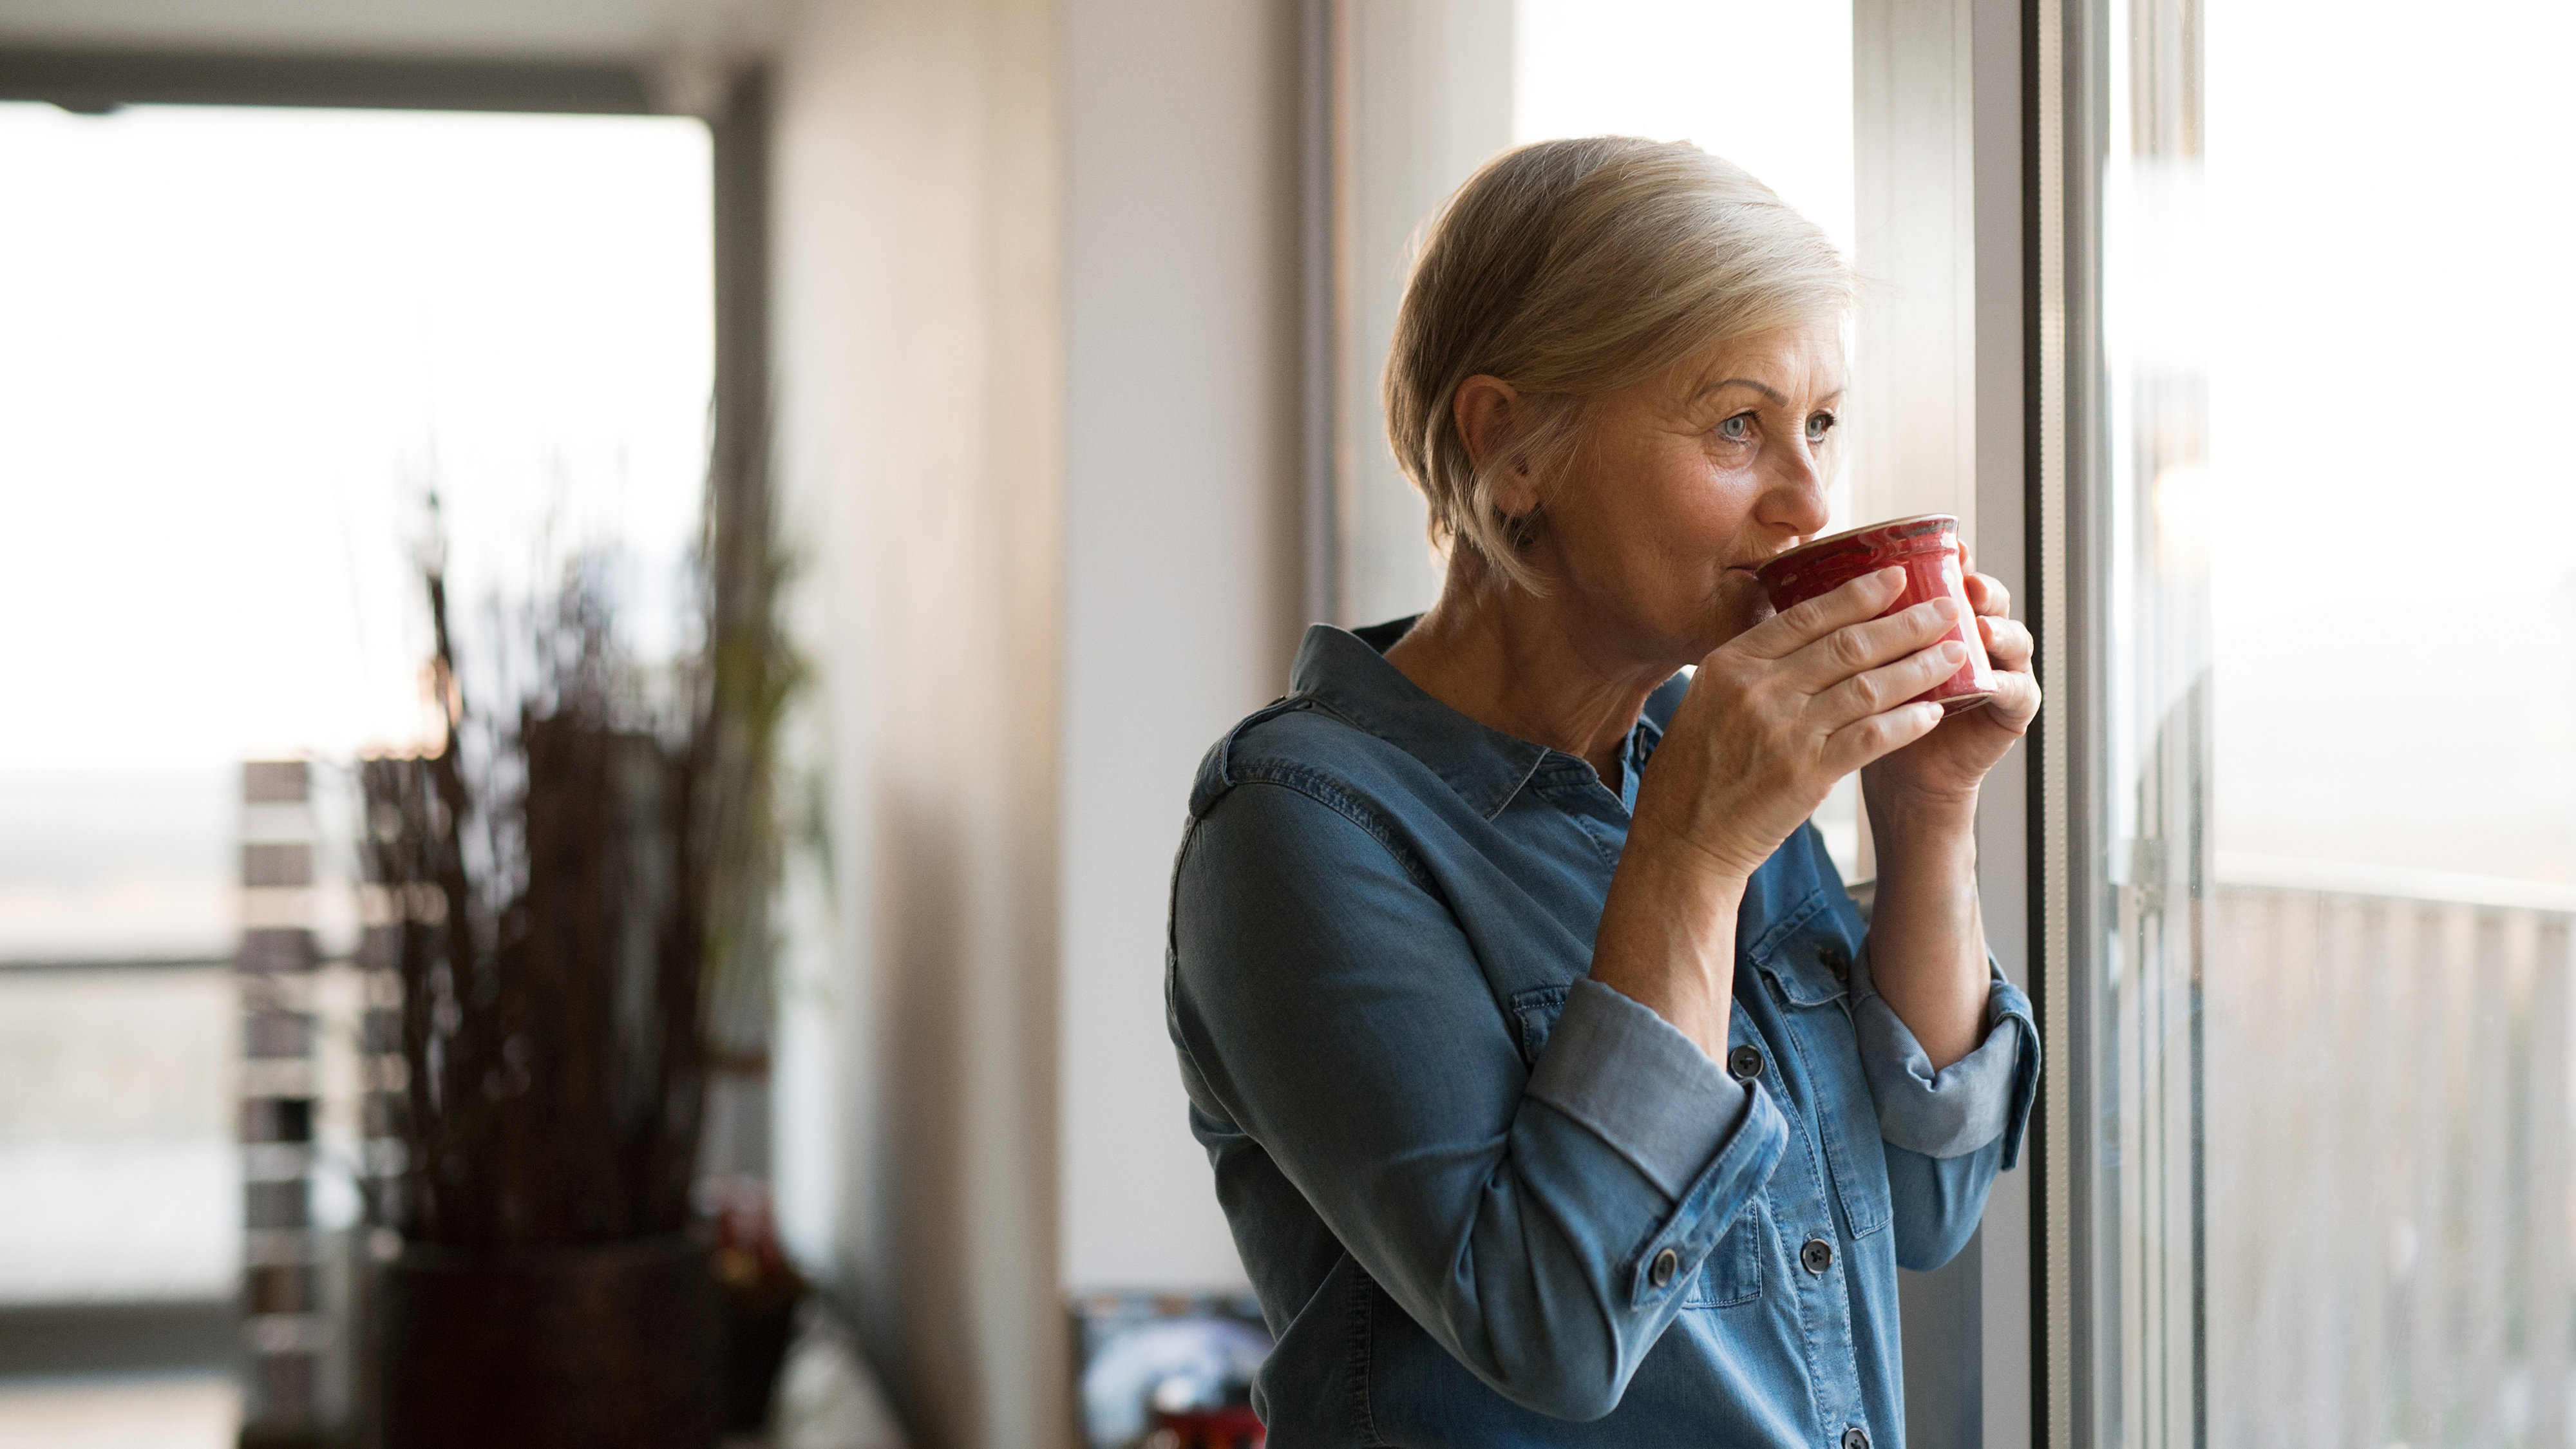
1723,565,1777,622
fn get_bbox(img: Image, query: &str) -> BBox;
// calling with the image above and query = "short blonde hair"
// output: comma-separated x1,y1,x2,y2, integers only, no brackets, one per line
1384,137,1853,592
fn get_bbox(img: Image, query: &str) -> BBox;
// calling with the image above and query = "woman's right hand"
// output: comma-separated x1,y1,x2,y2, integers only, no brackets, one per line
1589,565,1966,1060
1629,565,1966,887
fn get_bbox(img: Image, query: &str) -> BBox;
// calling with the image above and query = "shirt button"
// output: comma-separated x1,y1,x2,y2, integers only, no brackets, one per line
1819,945,1850,980
1726,1044,1765,1081
1801,1237,1835,1274
1649,1247,1679,1289
1842,1428,1870,1449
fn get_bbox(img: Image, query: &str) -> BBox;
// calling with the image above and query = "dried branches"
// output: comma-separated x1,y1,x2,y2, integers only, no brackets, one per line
357,553,727,1249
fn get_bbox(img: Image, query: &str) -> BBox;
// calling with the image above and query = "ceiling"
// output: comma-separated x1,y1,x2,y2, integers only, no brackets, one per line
0,0,783,62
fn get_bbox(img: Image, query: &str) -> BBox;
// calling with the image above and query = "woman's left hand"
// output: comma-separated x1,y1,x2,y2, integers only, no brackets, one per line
1861,544,2040,811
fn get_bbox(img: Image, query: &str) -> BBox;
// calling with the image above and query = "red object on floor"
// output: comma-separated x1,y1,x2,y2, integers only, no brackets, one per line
1149,1403,1266,1448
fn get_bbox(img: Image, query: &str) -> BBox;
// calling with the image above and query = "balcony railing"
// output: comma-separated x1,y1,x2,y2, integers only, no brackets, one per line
2209,852,2576,1448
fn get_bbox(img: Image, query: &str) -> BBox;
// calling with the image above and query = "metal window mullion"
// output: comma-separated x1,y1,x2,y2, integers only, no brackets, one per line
2032,0,2074,1440
2032,0,2115,1441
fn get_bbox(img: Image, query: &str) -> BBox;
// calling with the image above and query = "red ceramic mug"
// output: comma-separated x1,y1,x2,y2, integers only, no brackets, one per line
1753,513,1996,715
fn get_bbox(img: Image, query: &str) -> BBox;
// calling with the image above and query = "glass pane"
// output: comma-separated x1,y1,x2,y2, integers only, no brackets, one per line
0,102,708,1433
2199,0,2576,1443
2086,0,2576,1441
2090,0,2210,1441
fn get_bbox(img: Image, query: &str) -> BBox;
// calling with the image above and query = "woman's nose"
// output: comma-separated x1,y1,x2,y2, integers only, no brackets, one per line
1760,450,1832,535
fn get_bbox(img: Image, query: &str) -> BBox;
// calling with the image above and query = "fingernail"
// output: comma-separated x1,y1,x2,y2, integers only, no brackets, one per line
1940,641,1967,663
1929,596,1959,620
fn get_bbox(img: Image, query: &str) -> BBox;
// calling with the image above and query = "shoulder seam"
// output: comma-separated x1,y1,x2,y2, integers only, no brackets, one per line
1202,694,1312,800
1220,766,1439,898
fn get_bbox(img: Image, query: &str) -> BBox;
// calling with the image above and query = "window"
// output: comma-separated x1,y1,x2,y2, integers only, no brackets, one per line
2051,0,2576,1440
0,99,709,1437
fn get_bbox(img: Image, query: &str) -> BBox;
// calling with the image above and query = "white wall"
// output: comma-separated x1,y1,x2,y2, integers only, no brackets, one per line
1853,0,1980,543
1334,0,1511,627
1059,0,1305,1293
770,1,1066,1444
773,0,1314,1437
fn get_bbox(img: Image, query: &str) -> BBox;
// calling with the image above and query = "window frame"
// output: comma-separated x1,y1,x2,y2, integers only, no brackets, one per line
0,48,769,587
0,46,769,1407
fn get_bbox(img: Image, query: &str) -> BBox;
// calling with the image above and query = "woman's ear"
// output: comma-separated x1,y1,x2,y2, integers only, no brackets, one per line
1452,375,1515,471
1452,375,1539,516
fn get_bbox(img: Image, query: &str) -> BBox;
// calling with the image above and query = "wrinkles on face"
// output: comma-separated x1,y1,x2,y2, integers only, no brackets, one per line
1386,319,1853,781
1530,321,1848,672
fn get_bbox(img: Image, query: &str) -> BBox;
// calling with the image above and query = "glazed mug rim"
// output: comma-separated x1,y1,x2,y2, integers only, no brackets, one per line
1755,512,1958,588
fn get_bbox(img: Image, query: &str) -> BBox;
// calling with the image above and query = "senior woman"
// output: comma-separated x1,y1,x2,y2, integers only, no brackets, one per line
1167,138,2040,1448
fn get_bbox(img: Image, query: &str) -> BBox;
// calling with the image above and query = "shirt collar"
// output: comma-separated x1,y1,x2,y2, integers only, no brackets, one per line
1290,620,1548,820
1291,618,1685,822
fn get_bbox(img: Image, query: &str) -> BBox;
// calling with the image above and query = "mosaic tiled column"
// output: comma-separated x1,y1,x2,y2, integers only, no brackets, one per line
236,760,333,1446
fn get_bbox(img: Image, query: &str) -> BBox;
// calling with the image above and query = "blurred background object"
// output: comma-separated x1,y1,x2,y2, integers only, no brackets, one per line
0,75,719,1449
232,759,357,1445
1070,1294,1269,1449
708,1175,812,1434
356,543,732,1449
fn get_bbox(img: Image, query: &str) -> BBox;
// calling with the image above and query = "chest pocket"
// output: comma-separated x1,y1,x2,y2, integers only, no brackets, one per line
1749,905,1895,1240
1683,1196,1767,1309
1508,983,1571,1065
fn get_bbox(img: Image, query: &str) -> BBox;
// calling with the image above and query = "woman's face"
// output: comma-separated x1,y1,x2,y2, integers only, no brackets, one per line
1513,320,1842,670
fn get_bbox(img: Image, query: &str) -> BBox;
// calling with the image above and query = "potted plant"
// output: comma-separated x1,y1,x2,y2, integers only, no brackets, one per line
355,489,799,1449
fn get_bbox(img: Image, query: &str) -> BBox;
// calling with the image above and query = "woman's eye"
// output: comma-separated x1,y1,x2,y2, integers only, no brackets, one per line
1718,414,1754,442
1806,412,1837,442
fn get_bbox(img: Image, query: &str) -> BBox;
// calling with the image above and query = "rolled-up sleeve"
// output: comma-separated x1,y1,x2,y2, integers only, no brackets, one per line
1171,779,1788,1421
1847,945,2040,1166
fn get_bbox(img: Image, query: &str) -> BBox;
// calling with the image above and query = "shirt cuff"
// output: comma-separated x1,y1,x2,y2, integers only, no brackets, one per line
1525,978,1750,1199
1849,947,2041,1163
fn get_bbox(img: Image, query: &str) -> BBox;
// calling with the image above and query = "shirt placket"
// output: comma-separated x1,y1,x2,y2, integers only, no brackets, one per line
1540,730,1877,1446
1737,992,1867,1446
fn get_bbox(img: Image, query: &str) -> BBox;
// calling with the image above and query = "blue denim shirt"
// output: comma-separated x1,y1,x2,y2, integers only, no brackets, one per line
1166,621,2038,1448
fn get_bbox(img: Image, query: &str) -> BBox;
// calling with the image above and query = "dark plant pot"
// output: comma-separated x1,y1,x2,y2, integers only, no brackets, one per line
721,1280,806,1431
377,1235,721,1449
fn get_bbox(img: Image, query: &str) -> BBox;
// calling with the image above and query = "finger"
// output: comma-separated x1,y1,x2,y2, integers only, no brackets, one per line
1780,594,1962,692
1732,566,1909,661
1808,638,1968,730
1978,669,2042,735
1963,571,2012,618
1980,616,2034,670
1821,699,1946,777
